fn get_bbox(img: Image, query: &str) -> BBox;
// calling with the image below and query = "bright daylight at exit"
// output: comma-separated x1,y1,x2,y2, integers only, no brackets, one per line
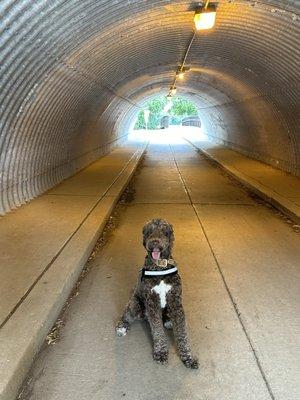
128,95,207,144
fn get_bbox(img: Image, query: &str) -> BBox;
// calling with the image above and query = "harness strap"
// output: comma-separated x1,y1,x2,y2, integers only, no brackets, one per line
141,266,178,279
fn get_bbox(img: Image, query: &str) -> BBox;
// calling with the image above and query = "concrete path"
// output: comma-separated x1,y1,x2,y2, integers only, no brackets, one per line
0,145,143,328
18,143,300,400
187,140,300,224
0,143,146,400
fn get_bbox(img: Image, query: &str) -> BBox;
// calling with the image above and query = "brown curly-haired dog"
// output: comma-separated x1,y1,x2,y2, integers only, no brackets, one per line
115,218,198,369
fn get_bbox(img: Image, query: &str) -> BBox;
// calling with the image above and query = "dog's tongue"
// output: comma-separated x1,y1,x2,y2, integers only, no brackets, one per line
152,248,161,260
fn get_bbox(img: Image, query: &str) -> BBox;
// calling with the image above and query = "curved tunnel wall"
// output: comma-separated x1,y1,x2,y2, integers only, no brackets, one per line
0,0,299,215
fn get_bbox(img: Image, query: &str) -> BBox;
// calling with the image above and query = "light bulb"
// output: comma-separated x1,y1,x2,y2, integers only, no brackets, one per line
194,6,216,30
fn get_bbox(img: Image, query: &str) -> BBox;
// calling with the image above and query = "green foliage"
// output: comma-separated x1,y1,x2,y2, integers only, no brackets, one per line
170,97,198,117
135,110,145,129
134,96,198,130
148,98,165,114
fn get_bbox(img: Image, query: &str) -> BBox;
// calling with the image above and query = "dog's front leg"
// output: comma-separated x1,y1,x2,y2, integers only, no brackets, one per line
116,292,142,336
145,293,168,364
168,298,199,369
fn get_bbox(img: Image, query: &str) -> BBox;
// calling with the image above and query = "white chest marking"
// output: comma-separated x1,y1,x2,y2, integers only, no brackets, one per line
152,280,172,308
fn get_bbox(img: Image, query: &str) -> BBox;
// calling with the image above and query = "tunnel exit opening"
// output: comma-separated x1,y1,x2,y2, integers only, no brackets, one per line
128,125,207,145
128,95,207,144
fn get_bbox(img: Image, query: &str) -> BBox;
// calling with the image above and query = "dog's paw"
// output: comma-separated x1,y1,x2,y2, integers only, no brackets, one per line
115,324,128,337
182,356,199,369
163,320,173,330
153,350,168,364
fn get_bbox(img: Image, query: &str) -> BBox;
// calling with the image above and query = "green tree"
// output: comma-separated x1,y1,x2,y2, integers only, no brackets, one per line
134,96,198,130
148,97,166,113
170,97,198,118
134,110,146,129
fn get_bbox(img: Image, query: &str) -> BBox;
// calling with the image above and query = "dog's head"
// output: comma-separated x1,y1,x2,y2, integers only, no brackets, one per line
142,218,174,261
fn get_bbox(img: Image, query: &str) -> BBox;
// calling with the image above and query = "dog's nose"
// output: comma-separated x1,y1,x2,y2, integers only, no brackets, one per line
149,240,162,250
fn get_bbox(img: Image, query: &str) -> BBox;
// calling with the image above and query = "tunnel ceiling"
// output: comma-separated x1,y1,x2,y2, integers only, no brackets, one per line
0,0,299,214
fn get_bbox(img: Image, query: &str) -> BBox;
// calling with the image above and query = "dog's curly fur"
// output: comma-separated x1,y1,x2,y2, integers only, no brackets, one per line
116,218,198,369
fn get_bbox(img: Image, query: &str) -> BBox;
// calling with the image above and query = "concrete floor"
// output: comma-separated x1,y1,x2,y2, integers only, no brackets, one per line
0,146,141,328
191,140,300,208
19,143,300,400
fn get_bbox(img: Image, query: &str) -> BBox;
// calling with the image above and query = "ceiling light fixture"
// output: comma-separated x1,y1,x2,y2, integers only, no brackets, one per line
177,71,185,79
167,2,217,100
194,4,216,30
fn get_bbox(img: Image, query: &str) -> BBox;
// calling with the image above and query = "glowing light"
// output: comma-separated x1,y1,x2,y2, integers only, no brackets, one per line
163,102,172,112
194,6,216,30
128,126,207,145
178,71,185,79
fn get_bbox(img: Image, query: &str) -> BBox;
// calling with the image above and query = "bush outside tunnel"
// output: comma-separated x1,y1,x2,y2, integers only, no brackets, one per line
0,0,299,215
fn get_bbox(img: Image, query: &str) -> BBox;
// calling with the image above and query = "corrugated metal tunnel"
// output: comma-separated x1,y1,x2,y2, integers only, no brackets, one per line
0,0,299,215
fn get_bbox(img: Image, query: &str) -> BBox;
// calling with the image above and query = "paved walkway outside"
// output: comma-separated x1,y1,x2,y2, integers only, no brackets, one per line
19,143,300,400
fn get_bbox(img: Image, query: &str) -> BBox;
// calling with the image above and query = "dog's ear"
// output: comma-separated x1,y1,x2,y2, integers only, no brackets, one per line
167,223,174,235
142,222,151,247
168,223,175,243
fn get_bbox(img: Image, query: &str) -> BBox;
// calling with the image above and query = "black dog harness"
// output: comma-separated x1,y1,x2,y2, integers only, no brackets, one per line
141,259,178,280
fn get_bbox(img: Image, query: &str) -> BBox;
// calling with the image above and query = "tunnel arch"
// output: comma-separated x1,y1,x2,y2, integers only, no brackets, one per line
0,0,299,214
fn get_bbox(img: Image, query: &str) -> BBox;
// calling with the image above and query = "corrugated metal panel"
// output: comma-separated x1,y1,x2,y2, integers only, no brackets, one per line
0,0,299,214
